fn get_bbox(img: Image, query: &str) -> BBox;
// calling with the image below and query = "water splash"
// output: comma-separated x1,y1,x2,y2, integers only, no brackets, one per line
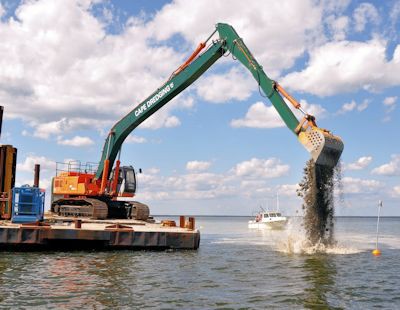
276,218,362,255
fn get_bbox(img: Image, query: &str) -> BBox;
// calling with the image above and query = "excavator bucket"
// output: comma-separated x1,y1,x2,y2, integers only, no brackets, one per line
298,127,344,168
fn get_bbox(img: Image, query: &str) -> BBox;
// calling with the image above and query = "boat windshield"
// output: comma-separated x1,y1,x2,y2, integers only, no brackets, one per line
263,213,284,218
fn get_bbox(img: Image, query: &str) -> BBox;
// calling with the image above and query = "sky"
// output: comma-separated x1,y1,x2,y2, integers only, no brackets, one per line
0,0,399,216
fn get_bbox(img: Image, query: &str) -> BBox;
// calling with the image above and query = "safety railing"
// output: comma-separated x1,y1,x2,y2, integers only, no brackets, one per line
55,161,99,176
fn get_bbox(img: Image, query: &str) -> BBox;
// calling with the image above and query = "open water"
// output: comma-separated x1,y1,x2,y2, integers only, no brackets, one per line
0,216,399,309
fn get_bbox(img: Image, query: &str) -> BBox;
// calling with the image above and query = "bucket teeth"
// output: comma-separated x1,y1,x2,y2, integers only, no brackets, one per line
298,128,344,168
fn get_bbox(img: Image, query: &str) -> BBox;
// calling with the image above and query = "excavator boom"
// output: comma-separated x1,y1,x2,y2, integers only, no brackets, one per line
96,23,343,182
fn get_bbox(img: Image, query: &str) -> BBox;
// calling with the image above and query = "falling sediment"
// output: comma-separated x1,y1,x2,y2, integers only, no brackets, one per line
297,160,341,246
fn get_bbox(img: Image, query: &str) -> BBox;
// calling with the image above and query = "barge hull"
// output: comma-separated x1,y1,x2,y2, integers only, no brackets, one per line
0,220,200,250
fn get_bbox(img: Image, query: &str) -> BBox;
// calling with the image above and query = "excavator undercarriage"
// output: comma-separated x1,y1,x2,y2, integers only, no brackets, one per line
52,198,108,219
51,197,150,221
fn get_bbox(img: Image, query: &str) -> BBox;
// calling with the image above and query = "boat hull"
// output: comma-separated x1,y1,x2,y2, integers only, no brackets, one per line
248,220,287,230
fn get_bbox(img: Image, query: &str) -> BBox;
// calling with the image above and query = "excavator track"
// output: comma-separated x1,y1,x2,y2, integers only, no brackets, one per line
128,201,150,221
52,198,108,220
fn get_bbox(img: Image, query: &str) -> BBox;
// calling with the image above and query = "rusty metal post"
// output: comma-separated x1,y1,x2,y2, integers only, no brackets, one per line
34,164,40,188
188,217,195,230
180,216,185,228
0,106,3,140
0,147,5,192
74,219,82,229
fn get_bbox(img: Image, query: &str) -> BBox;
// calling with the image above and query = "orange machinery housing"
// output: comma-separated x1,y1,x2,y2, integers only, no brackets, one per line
53,172,102,196
52,167,135,198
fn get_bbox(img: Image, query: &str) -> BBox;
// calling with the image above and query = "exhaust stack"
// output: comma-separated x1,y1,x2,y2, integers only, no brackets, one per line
34,164,40,188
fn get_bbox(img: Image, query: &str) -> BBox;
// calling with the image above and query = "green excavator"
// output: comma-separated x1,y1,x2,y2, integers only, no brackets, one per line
51,23,344,219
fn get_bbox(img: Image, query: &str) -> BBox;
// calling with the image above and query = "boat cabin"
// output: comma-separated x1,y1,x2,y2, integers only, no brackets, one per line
263,212,282,218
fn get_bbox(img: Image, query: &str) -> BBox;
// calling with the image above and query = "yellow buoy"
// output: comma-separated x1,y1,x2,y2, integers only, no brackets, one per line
372,249,381,256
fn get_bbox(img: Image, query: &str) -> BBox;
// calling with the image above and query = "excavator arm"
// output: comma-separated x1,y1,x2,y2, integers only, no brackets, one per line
216,23,344,169
95,23,343,187
95,40,226,184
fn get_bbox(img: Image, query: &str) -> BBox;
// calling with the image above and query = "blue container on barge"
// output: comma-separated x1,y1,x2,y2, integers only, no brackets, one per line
11,186,45,223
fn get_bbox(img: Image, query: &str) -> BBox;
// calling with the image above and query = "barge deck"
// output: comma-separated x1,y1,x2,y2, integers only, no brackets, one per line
0,215,200,250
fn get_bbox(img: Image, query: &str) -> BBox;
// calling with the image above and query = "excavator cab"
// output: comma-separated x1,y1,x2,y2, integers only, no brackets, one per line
298,127,344,168
109,166,137,196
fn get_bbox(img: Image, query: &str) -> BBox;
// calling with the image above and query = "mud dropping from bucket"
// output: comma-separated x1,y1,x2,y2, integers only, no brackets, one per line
297,160,341,246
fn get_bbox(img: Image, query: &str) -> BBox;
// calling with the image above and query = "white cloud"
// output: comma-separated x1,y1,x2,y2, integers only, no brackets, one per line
240,179,269,190
372,154,400,176
167,173,221,192
32,117,97,139
0,0,183,137
149,0,324,75
0,3,5,17
326,15,349,40
57,135,94,147
141,171,236,200
137,167,232,201
321,0,351,13
15,177,51,190
296,99,327,119
337,99,370,114
390,1,400,26
195,67,254,103
277,184,300,196
140,114,180,129
100,6,113,25
231,99,326,129
126,135,147,144
344,156,372,170
177,96,195,109
233,157,289,179
342,176,383,194
137,157,293,201
146,167,160,175
33,119,69,139
382,96,397,121
384,96,397,106
17,155,56,173
137,95,194,130
392,185,400,197
339,100,356,113
231,101,283,129
186,161,211,172
357,100,369,111
282,39,400,96
353,3,380,32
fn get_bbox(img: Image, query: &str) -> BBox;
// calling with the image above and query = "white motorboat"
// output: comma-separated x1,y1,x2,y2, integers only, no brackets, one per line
248,211,287,229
